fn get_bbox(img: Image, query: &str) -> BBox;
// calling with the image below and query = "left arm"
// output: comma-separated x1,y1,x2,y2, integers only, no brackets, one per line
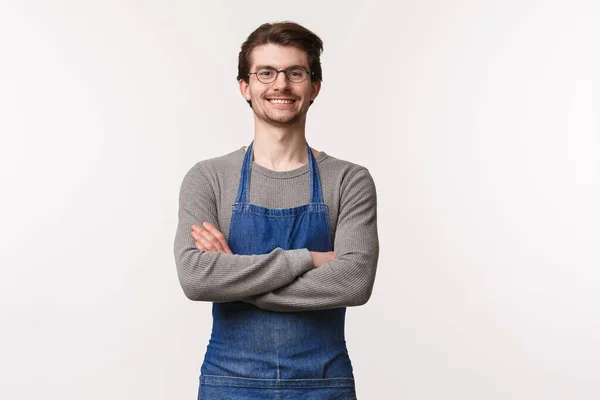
247,168,379,311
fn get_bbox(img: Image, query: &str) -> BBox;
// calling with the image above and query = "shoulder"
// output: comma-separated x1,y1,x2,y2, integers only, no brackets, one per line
179,147,245,195
318,153,377,216
317,152,376,191
183,148,244,182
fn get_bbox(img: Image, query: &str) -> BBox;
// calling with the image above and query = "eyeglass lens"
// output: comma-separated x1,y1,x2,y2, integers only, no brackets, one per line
255,67,308,83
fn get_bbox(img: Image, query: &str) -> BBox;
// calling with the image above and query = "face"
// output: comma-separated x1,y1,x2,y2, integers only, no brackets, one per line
240,44,321,126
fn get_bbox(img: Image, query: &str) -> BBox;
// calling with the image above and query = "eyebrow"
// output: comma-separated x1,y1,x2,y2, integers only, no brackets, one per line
255,64,308,70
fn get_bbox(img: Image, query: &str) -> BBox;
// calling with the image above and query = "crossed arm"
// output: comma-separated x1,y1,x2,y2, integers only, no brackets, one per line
192,222,335,269
174,163,378,311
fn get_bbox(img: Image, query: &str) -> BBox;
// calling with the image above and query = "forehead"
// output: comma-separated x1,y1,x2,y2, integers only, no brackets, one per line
249,44,309,69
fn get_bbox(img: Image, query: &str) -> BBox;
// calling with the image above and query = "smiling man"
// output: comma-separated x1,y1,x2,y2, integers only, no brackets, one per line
174,21,379,399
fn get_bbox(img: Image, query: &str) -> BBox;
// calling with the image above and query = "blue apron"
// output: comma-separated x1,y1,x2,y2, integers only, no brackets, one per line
198,143,357,399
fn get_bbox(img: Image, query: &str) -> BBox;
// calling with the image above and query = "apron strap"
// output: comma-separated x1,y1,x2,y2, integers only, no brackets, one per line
234,141,324,204
234,142,254,204
308,145,324,203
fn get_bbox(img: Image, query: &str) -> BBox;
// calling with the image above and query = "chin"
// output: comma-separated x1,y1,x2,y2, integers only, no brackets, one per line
263,112,302,125
268,118,301,126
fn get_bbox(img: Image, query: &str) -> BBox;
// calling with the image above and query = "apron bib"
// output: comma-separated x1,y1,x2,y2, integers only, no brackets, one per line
198,143,356,399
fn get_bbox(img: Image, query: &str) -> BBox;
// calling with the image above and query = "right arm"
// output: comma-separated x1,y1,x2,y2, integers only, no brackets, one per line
174,163,314,302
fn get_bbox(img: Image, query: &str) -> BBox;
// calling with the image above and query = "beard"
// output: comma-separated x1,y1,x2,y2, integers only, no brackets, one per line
254,99,306,126
261,108,303,125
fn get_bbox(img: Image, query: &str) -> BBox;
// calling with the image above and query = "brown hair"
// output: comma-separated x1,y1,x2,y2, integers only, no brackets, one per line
237,21,324,83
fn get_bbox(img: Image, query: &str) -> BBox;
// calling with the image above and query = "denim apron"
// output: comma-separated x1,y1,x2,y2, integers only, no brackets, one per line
198,143,357,399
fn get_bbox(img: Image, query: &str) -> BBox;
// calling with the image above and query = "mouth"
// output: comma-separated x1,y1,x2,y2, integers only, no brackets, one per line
267,98,297,105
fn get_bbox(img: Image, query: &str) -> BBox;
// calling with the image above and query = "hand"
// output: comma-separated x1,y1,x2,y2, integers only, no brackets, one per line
191,222,232,254
309,251,335,268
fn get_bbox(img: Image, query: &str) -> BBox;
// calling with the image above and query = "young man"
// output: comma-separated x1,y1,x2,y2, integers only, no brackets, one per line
174,21,379,399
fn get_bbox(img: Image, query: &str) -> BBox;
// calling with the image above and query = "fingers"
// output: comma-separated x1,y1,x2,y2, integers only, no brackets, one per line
191,223,232,254
191,225,222,252
196,233,219,252
309,251,335,268
201,222,233,254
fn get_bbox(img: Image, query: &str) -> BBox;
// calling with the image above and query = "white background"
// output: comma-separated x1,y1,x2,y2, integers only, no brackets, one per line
1,1,599,399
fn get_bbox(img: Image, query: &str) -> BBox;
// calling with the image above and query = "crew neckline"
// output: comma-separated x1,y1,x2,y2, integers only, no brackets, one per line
237,146,328,179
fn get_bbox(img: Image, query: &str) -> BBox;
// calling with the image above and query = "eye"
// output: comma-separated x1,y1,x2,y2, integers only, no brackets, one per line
288,68,305,77
257,68,275,77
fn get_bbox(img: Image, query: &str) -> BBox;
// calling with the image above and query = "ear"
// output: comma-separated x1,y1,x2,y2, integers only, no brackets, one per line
239,79,251,101
310,80,322,102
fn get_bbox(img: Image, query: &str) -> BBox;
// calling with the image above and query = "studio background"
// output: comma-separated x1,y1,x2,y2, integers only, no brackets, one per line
1,1,598,399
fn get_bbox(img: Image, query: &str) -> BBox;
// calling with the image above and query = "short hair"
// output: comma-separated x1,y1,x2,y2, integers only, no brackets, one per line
237,21,324,83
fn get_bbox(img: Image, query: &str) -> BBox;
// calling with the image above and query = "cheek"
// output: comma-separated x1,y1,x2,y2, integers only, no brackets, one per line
246,85,255,101
250,86,267,102
302,87,314,103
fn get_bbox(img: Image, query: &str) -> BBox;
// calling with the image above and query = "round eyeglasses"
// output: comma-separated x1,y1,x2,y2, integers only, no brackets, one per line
248,66,313,84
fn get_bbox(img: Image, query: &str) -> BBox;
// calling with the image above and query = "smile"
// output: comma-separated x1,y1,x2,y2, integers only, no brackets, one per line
268,99,296,104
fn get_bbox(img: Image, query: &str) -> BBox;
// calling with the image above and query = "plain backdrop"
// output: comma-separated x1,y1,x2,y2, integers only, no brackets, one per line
1,0,599,399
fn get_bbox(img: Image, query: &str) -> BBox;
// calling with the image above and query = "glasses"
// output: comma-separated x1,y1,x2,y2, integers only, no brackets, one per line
248,66,313,84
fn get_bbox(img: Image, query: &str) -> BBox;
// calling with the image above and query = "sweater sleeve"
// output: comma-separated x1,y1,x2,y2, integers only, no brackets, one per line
244,168,379,311
174,163,314,302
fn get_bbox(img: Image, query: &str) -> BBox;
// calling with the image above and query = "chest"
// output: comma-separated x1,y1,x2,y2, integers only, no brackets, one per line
216,170,341,244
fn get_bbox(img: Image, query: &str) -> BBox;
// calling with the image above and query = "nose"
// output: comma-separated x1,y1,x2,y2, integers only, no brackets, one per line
272,70,291,90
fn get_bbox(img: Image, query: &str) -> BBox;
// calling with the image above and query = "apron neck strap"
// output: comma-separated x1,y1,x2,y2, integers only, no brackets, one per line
235,141,324,204
235,142,254,204
307,145,324,203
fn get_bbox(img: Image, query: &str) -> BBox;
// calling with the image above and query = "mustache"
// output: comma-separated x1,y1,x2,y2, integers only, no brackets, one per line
263,92,298,99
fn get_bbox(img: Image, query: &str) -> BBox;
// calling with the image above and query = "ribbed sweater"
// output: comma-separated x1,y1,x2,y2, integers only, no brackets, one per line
174,146,379,312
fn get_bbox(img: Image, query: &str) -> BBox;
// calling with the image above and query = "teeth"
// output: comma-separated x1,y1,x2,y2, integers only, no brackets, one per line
269,99,294,104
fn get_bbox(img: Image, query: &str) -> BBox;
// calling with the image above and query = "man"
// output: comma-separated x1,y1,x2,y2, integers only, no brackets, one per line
174,21,379,399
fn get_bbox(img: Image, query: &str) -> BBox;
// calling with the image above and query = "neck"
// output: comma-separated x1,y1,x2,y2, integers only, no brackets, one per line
251,118,309,171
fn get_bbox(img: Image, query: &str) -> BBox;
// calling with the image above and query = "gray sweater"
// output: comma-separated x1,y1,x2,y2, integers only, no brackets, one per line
174,147,379,312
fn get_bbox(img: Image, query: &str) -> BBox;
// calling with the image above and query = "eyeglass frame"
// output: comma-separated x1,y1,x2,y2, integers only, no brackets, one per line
248,66,314,84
